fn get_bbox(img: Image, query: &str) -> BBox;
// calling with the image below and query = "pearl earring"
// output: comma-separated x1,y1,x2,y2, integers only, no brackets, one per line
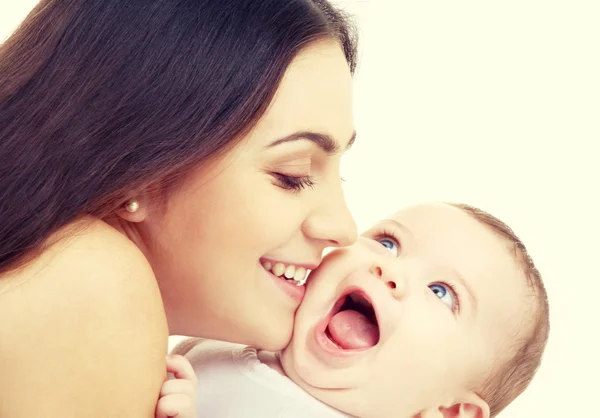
125,200,140,213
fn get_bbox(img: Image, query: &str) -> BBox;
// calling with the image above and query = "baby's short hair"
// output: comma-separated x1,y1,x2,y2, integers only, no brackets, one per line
449,203,550,417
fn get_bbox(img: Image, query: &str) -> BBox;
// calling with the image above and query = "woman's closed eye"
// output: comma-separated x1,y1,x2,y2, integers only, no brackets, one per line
272,173,315,192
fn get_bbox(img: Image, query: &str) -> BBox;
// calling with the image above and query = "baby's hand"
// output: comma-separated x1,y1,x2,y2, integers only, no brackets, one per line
155,355,198,418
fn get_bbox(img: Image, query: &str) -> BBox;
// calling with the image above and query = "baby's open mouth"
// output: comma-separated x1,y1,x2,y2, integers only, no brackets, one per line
325,292,380,350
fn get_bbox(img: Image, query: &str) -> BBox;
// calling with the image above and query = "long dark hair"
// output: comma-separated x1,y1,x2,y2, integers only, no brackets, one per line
0,0,358,273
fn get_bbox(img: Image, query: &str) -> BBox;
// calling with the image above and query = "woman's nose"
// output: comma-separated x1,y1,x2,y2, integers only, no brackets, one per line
302,181,357,247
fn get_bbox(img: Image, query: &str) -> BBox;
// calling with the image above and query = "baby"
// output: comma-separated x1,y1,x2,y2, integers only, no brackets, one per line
160,202,550,418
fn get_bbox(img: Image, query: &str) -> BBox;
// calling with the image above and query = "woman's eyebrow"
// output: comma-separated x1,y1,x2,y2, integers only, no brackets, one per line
266,130,356,154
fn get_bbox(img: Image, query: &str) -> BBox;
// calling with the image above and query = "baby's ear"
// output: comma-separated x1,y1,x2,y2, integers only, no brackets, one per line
420,393,490,418
440,392,490,418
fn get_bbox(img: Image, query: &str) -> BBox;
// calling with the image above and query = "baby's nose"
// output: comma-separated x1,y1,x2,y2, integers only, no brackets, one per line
369,262,406,299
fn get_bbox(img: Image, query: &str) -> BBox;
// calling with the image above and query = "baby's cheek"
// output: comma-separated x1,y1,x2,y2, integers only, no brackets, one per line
392,321,449,362
305,264,345,294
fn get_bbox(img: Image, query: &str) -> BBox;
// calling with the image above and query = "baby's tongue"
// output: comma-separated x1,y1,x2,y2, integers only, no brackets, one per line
327,310,379,350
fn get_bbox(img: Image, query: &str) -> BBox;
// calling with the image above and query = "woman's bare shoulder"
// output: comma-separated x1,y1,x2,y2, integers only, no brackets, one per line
0,218,168,417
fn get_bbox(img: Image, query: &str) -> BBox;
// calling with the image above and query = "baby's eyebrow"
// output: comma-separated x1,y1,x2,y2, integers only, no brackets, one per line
385,219,414,239
362,219,415,241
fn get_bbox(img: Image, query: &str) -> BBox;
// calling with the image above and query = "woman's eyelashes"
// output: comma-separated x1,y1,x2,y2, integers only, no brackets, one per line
272,173,316,192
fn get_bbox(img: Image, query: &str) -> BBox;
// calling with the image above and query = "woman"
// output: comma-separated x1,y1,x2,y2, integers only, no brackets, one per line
0,0,358,416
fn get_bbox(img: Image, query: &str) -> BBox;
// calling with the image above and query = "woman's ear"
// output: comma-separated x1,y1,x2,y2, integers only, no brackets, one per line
116,196,149,223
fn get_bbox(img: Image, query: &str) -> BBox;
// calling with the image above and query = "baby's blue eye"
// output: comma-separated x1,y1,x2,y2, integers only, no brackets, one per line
378,238,399,256
429,283,455,310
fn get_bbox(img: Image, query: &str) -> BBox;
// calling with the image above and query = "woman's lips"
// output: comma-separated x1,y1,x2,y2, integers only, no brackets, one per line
262,262,307,303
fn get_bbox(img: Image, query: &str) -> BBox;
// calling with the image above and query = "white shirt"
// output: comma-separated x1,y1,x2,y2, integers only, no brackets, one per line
172,339,349,418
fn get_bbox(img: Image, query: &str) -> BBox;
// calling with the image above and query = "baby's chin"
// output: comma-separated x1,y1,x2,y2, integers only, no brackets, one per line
279,347,374,417
279,342,356,390
279,344,320,388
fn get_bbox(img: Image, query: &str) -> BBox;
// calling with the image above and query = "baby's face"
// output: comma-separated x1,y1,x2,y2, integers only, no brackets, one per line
280,203,530,417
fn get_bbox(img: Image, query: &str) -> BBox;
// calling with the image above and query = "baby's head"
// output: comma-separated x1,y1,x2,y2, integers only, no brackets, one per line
281,202,549,418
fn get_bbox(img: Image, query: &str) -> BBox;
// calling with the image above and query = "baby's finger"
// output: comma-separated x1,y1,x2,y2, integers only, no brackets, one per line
160,378,196,399
166,355,197,383
155,394,195,418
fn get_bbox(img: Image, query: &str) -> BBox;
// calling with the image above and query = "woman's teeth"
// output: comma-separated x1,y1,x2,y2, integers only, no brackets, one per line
262,261,308,286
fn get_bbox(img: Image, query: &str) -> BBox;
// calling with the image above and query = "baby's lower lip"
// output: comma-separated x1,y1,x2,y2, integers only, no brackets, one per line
308,284,382,365
305,301,369,367
306,321,370,371
314,314,371,356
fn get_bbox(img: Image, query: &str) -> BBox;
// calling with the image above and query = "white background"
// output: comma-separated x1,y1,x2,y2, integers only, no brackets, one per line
2,1,598,417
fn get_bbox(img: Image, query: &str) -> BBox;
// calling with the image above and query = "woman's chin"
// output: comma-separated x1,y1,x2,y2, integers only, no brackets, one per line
252,325,293,352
